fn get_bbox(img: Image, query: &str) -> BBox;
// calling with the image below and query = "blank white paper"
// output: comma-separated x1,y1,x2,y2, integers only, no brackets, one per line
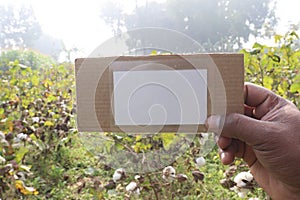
113,69,207,126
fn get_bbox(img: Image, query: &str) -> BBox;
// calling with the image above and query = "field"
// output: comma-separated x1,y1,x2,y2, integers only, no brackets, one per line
0,31,299,199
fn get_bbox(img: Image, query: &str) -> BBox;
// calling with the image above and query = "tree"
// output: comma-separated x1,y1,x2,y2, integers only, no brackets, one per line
0,5,42,49
100,0,277,52
31,33,64,60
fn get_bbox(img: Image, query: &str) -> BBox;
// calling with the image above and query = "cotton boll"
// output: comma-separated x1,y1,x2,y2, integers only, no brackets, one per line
0,155,6,163
234,171,253,187
195,156,206,167
176,174,188,182
104,180,116,190
162,166,176,182
192,170,205,182
134,187,140,196
230,186,249,198
126,181,138,192
134,175,141,180
220,178,236,189
32,117,40,123
112,172,122,182
135,175,144,183
237,188,249,198
16,171,26,181
17,133,27,141
112,168,125,182
231,171,254,198
1,139,9,147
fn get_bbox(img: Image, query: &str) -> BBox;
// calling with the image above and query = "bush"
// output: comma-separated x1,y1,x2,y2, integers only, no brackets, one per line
0,29,299,199
0,56,76,199
0,49,56,71
242,30,300,108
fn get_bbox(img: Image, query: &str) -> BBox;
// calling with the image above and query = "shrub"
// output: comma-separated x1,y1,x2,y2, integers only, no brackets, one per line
0,29,299,199
0,49,56,71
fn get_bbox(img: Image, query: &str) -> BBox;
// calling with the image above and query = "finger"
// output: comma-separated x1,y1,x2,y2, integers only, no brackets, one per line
244,83,280,119
219,140,256,167
207,113,272,145
244,104,254,117
217,136,232,149
222,113,267,145
244,83,275,107
219,139,240,165
219,149,235,165
242,144,257,167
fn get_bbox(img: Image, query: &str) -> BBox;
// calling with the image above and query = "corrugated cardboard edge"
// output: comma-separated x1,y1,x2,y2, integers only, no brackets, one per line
75,54,244,133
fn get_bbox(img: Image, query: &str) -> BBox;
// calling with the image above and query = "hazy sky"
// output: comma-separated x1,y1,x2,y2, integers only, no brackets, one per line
1,0,300,58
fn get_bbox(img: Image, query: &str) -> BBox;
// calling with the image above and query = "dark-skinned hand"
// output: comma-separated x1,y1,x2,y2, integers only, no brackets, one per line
207,83,300,199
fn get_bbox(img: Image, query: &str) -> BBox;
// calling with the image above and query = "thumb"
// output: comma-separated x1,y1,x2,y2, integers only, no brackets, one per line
206,113,272,146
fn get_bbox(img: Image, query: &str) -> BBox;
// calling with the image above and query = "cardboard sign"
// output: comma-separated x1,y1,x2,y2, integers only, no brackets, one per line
75,54,244,133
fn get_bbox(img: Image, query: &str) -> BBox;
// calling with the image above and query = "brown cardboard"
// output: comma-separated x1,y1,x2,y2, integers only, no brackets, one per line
75,54,244,133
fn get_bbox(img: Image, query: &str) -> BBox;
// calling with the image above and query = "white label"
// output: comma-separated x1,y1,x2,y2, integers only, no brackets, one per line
113,69,207,125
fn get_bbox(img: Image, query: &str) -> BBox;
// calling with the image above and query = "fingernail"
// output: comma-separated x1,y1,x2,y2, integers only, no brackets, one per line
220,152,225,160
206,115,221,134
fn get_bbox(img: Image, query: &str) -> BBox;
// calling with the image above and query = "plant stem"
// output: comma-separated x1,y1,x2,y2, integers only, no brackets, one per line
147,174,159,200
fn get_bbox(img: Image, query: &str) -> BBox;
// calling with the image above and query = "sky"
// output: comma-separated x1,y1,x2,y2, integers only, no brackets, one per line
1,0,300,59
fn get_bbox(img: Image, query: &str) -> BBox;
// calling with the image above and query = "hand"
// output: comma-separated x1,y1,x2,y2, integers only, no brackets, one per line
206,83,300,199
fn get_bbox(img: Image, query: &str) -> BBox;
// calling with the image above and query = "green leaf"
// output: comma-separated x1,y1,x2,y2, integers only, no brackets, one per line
0,108,4,115
57,65,67,74
290,31,299,39
46,94,57,102
114,142,124,151
15,146,29,163
20,164,31,172
31,75,39,86
44,121,54,127
249,48,261,55
161,133,176,150
274,34,283,43
29,134,37,141
19,64,28,69
9,77,18,85
135,135,142,142
290,82,300,93
269,54,281,63
252,42,264,49
263,76,273,90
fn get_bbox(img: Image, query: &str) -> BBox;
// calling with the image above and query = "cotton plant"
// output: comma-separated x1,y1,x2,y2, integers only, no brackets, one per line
125,181,140,196
102,162,206,199
194,134,208,169
176,174,188,182
192,170,204,182
125,182,137,191
162,166,176,182
17,133,28,141
231,171,254,198
112,168,126,182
